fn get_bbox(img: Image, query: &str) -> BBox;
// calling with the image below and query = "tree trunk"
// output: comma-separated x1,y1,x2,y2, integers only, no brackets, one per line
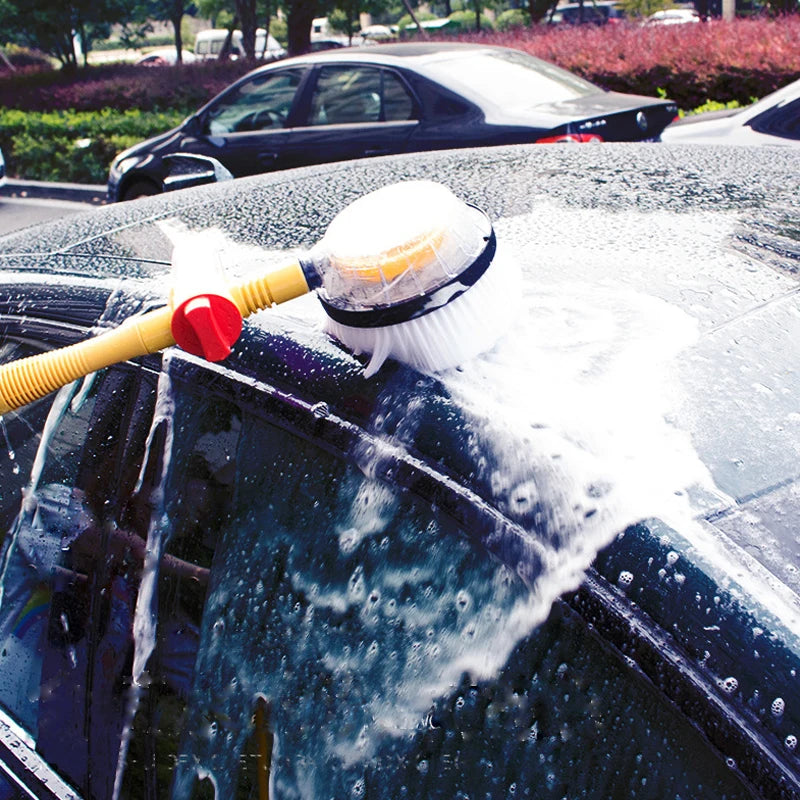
400,0,429,39
287,0,318,56
219,18,239,61
171,2,184,64
235,0,258,60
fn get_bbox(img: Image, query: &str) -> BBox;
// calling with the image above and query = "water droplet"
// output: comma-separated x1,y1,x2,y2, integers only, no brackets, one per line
771,697,786,717
785,734,798,751
617,570,634,589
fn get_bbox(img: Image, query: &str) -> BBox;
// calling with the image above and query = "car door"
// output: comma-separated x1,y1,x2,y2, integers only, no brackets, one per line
279,64,420,170
178,67,308,177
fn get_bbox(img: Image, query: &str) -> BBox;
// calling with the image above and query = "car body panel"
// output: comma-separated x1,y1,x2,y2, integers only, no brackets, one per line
662,77,800,147
4,142,800,797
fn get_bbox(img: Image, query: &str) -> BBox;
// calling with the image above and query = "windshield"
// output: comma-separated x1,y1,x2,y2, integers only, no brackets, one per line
424,49,599,108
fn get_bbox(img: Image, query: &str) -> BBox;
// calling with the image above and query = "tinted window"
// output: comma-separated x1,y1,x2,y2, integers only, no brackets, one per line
748,96,800,140
309,66,415,125
206,69,303,134
425,49,597,110
0,340,762,800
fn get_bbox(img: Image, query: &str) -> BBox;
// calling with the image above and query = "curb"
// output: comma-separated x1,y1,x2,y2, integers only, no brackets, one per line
1,179,107,205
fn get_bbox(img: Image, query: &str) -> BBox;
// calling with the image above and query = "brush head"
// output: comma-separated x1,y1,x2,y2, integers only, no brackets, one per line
312,181,517,377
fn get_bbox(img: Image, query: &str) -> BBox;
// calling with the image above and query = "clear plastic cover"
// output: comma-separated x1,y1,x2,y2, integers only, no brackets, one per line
311,181,491,311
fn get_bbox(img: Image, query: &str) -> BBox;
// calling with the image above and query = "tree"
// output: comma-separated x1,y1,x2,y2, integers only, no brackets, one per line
129,0,196,63
0,0,129,68
528,0,557,23
287,0,321,54
234,0,258,59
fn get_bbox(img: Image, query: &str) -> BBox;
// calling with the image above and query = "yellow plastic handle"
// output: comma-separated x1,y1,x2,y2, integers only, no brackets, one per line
0,260,310,415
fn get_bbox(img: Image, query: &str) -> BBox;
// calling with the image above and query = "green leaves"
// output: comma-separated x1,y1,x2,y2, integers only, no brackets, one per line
0,107,185,182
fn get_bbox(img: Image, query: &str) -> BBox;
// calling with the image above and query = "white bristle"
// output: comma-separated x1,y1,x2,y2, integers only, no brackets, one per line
324,246,520,378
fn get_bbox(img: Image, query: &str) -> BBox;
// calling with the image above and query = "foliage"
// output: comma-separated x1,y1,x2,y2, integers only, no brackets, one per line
455,15,800,109
0,0,131,68
270,16,288,43
0,107,186,182
682,96,744,115
396,9,438,30
448,9,496,30
0,60,251,113
0,44,54,69
495,8,531,30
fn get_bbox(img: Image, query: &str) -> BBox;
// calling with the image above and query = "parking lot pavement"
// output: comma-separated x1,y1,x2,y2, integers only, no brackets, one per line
1,178,106,205
0,196,96,236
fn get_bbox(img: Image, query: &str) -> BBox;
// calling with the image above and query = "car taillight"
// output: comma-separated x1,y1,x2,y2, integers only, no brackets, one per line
536,133,605,144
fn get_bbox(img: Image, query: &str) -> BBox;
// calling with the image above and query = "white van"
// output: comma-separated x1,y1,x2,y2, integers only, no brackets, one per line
194,28,286,61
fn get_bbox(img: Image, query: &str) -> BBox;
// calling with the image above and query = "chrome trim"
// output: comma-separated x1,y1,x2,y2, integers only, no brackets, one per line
0,708,82,800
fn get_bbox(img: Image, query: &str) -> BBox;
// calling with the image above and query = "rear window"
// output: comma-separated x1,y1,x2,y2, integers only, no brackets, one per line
424,49,598,110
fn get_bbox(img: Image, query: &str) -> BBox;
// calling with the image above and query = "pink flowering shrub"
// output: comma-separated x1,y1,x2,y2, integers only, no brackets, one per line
0,60,252,114
453,16,800,108
0,17,797,116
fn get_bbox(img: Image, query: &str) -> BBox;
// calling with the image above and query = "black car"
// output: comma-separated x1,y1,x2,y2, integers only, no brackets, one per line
3,143,800,800
107,42,677,202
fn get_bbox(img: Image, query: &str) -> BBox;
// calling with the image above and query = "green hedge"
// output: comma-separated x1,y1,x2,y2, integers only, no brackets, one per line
0,108,185,184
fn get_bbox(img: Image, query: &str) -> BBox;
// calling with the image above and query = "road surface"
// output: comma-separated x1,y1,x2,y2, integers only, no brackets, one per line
0,196,93,237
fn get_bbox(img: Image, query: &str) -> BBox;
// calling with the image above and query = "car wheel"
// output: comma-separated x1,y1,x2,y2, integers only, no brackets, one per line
121,179,160,202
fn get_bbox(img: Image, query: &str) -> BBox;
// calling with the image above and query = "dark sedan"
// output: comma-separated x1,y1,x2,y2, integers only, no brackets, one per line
107,42,678,201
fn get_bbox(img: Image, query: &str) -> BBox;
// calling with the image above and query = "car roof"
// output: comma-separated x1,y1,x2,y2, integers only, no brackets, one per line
2,143,800,796
248,41,510,72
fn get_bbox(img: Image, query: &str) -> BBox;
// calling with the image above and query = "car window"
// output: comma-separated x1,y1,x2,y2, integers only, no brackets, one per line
425,49,597,110
205,69,303,135
0,342,55,544
0,330,770,800
309,66,416,125
748,96,800,140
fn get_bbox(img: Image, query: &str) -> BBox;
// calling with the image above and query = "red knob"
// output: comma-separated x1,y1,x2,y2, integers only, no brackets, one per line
171,294,243,362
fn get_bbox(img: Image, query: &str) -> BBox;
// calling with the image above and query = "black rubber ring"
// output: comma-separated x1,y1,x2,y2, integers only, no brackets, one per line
318,225,496,330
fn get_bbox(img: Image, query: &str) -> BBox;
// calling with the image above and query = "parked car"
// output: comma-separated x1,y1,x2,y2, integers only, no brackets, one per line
645,7,701,24
548,1,626,24
135,47,197,66
0,146,5,188
661,76,800,147
107,42,678,202
2,142,800,800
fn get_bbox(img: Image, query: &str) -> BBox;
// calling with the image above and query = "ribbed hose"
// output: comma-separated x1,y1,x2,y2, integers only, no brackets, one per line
0,262,311,416
230,260,309,316
0,340,93,411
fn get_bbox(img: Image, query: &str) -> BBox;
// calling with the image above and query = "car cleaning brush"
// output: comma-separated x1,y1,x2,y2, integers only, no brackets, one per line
312,181,519,377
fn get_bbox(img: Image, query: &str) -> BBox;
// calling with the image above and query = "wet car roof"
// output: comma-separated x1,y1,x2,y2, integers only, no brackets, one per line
2,142,800,795
2,143,799,577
